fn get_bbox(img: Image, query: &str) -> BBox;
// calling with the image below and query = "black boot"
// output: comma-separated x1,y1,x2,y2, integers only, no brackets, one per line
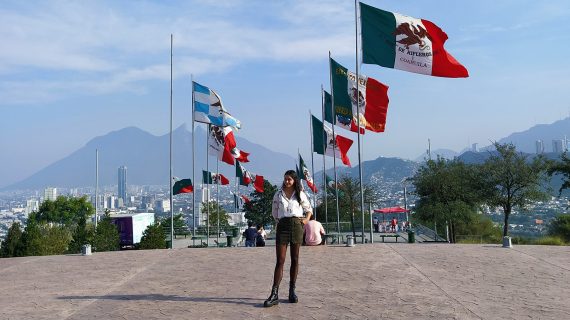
263,286,279,307
288,283,298,303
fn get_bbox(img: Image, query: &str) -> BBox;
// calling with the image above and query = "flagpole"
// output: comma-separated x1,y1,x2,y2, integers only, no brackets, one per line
309,110,317,220
354,0,365,244
206,124,210,247
95,149,98,230
329,51,341,236
191,74,196,240
169,33,174,249
216,158,220,245
321,85,328,233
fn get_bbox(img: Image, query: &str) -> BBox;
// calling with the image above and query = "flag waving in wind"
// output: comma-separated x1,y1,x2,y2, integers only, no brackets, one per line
202,170,230,185
193,81,241,130
299,154,317,193
312,115,353,166
236,160,253,186
173,179,193,195
360,2,468,78
323,90,364,134
208,125,250,165
330,58,390,133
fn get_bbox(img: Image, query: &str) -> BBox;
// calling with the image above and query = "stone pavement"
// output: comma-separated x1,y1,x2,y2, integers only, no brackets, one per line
1,243,569,319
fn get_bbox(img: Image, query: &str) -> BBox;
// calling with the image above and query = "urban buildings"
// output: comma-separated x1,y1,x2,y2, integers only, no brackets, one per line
118,166,127,206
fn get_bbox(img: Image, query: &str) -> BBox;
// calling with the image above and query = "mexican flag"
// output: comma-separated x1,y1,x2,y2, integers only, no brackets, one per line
202,170,229,185
208,125,249,165
323,90,364,134
253,175,264,193
299,154,317,193
360,2,468,78
236,161,253,186
312,115,353,166
330,58,390,133
173,179,193,195
325,175,344,197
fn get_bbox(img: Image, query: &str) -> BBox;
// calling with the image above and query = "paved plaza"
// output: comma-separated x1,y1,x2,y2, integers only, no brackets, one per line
1,242,569,319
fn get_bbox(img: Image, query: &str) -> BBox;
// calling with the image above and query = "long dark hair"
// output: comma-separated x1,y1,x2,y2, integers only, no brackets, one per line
283,169,302,204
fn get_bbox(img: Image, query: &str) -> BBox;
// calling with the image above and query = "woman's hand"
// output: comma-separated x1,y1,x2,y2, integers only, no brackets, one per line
301,218,309,225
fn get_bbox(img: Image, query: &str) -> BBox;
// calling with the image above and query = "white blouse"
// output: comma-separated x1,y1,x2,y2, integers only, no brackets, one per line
272,189,312,219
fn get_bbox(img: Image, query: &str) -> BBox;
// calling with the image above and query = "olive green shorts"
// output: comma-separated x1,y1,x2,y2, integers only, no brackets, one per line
276,217,304,245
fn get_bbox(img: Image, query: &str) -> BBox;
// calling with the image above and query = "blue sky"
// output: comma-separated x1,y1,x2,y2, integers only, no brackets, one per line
1,0,570,188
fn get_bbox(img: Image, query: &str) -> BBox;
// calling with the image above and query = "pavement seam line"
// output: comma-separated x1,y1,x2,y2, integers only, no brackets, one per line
60,252,171,320
387,245,484,320
510,247,570,272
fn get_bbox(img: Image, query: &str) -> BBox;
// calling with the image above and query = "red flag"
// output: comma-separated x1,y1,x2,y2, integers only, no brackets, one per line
254,175,264,193
241,195,250,203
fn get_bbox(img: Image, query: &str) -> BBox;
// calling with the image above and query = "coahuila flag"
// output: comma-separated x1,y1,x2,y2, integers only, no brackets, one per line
236,160,254,186
202,170,230,185
360,2,468,78
208,125,250,165
330,58,390,133
312,115,353,166
193,81,242,129
299,154,317,193
173,179,193,195
323,90,364,134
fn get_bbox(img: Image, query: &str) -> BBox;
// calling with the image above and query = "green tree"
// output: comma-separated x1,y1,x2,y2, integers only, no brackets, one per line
548,214,570,243
92,213,120,252
161,213,187,235
317,175,378,237
35,196,94,226
243,180,278,227
201,201,230,228
1,222,25,257
480,143,549,237
548,152,570,195
139,222,167,249
21,218,72,256
412,158,484,243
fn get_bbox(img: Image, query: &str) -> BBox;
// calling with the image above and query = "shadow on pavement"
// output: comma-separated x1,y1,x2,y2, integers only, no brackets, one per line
58,294,262,307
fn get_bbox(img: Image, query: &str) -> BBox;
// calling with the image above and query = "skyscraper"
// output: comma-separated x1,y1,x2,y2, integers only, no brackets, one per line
535,140,544,154
44,187,57,202
553,140,564,154
118,166,127,206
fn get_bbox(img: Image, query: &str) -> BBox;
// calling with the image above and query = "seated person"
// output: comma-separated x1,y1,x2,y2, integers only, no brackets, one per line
303,215,325,246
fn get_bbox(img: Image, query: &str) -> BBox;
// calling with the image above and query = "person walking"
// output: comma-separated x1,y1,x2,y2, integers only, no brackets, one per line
263,170,312,307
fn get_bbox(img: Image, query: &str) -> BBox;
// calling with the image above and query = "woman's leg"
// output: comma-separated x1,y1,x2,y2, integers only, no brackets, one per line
289,243,301,284
272,244,288,287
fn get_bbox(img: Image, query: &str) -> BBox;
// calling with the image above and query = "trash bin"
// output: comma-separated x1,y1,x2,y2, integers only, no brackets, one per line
232,228,239,237
407,230,415,243
346,235,355,247
227,235,234,247
502,236,512,248
81,244,92,256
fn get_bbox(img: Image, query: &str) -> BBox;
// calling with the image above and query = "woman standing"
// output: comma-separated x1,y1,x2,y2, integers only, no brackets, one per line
264,170,312,307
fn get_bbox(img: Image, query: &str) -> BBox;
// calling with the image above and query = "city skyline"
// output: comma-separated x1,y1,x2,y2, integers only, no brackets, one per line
2,0,570,188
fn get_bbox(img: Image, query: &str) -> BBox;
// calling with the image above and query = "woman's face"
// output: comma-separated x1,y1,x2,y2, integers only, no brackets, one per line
283,175,295,189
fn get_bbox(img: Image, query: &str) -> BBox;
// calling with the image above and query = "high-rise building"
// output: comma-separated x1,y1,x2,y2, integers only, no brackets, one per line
25,199,39,215
553,139,564,154
118,166,127,206
535,140,544,154
44,187,57,202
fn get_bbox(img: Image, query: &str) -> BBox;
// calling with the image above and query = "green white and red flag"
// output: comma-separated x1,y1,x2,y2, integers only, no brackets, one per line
208,125,250,165
360,2,468,78
312,115,353,166
253,175,264,193
236,160,253,186
299,154,317,193
173,179,193,195
330,58,390,133
202,170,229,185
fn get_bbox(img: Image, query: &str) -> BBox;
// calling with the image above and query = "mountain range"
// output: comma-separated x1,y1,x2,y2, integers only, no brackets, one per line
4,117,569,191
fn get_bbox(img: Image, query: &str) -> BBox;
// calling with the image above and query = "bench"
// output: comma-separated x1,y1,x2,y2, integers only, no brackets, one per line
174,227,191,239
323,234,343,245
353,234,368,243
379,234,400,242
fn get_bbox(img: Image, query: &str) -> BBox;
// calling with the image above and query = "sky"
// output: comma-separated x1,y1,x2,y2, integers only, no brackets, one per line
1,0,570,188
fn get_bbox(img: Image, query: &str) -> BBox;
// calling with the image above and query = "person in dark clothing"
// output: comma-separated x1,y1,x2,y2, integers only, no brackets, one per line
243,221,258,247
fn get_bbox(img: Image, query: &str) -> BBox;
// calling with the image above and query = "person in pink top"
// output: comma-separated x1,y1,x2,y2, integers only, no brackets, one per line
303,215,325,246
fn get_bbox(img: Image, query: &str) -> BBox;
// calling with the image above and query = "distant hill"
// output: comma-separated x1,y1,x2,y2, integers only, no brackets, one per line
4,125,295,190
316,156,419,185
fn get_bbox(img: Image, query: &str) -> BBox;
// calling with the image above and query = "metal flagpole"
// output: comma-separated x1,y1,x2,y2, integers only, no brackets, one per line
309,111,317,220
169,34,174,249
328,51,341,237
206,124,210,247
95,149,98,230
354,0,365,244
191,75,196,240
321,85,328,232
216,158,220,245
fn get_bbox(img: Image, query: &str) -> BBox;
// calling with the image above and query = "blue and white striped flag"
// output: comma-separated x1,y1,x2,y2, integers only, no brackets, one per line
193,81,241,130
